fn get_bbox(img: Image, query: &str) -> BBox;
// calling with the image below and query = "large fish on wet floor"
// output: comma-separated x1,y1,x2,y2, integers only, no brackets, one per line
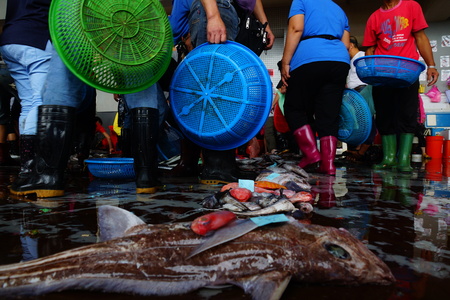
0,205,395,299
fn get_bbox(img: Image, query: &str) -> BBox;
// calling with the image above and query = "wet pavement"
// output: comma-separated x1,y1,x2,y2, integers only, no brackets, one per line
1,153,450,299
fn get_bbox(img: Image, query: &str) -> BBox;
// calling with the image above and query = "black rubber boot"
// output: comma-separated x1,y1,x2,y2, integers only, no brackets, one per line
120,128,132,157
11,135,36,187
199,148,256,184
7,139,19,157
73,102,95,168
0,142,18,166
167,138,200,177
10,105,76,198
131,107,160,194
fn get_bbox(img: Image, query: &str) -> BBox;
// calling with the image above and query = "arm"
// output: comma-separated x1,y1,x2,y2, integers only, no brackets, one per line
113,94,122,101
365,46,376,56
200,0,227,44
414,29,439,86
272,92,280,113
341,30,350,50
281,14,304,86
102,131,114,154
252,0,275,50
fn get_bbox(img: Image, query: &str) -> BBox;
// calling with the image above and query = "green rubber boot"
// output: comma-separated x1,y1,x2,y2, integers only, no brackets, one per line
373,134,397,170
379,170,396,201
397,133,414,173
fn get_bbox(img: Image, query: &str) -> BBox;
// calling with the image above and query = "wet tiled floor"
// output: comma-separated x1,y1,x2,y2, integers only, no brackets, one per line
0,154,450,299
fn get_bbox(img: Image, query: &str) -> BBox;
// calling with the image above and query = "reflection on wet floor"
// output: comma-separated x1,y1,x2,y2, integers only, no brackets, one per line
0,155,450,299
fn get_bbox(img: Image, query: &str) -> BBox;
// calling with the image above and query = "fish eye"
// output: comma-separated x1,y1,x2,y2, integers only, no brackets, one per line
323,243,350,260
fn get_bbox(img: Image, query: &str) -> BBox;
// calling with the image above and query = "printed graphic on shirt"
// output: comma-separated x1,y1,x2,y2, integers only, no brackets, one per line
380,15,410,50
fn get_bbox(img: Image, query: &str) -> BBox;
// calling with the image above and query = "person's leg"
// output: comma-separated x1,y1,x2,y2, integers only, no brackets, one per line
187,0,243,184
0,42,52,135
0,125,18,166
284,65,320,168
372,85,398,169
124,83,166,193
73,94,96,167
10,46,89,197
314,62,349,175
189,0,239,48
264,116,277,153
10,105,76,197
0,84,17,165
396,81,419,172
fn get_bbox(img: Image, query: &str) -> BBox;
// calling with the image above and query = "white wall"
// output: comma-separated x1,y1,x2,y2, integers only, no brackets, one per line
0,0,6,20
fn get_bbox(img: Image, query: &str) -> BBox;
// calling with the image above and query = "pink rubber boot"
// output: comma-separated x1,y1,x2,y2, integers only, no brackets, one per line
319,136,338,175
293,125,321,168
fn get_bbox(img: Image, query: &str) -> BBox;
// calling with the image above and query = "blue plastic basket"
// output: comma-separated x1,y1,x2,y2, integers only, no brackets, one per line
354,55,425,88
338,89,372,146
85,158,135,179
169,41,272,150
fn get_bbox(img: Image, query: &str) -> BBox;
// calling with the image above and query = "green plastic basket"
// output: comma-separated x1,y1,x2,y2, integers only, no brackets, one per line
49,0,173,94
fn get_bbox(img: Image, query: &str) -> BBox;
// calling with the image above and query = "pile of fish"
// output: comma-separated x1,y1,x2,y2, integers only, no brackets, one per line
256,162,311,191
0,205,396,299
202,163,314,217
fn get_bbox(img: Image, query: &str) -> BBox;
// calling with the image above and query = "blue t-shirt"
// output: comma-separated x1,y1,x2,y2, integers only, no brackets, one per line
288,0,350,71
169,0,194,44
0,0,52,50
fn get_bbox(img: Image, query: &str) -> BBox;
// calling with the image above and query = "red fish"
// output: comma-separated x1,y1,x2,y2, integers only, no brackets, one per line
220,182,239,192
290,191,313,203
191,211,236,235
230,188,252,202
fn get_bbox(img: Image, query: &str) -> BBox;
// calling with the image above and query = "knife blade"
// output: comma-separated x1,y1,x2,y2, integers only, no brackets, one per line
187,214,290,259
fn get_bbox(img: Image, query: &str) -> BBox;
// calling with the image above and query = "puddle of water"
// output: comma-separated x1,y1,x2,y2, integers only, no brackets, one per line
1,157,450,299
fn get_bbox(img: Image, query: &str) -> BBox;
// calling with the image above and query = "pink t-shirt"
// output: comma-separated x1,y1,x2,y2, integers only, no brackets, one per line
362,0,428,60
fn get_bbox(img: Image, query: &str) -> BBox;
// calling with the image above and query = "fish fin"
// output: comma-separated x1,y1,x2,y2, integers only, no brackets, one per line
98,205,145,242
237,272,291,300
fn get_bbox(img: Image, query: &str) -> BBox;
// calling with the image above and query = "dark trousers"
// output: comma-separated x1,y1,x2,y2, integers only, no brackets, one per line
372,81,419,135
284,61,349,138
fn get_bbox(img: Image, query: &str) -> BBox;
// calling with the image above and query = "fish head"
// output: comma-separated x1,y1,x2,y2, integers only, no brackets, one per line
201,190,227,209
291,223,395,285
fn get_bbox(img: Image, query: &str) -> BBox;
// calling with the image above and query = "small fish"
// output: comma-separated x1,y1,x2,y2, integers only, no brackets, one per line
191,211,237,235
263,153,284,164
236,157,263,165
254,193,285,208
222,200,262,212
221,191,250,211
290,191,313,203
0,205,395,299
220,182,239,192
294,202,314,214
233,198,297,216
256,167,311,192
230,187,252,202
201,189,228,209
255,181,287,190
280,163,309,179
